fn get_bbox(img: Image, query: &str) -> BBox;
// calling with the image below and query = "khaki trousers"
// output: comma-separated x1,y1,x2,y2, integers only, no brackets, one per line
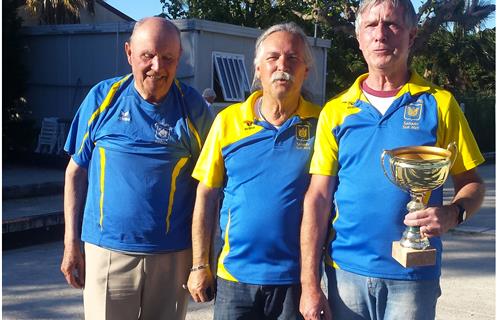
84,243,192,320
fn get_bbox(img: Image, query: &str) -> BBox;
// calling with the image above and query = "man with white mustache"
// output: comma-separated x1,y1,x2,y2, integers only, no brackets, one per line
61,17,213,320
186,22,320,319
272,71,294,82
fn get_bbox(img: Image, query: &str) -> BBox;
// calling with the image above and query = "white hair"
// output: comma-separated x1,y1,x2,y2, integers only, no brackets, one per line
253,22,314,69
251,22,315,92
355,0,418,35
202,88,216,98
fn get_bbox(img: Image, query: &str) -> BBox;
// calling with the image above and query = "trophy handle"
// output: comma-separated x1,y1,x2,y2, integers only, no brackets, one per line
381,150,397,186
447,142,458,169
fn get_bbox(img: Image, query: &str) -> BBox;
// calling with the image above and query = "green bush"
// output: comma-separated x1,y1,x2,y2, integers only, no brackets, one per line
459,96,495,153
3,0,37,159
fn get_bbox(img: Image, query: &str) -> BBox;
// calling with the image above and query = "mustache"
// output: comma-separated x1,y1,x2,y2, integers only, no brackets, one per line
271,71,294,83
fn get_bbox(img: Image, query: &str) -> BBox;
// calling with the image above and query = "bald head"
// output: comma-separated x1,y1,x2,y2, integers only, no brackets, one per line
130,17,182,51
125,17,182,104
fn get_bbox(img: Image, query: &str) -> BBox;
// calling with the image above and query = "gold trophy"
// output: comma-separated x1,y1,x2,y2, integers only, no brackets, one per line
381,143,456,267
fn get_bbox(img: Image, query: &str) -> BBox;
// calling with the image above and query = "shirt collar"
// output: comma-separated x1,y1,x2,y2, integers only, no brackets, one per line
241,90,318,121
340,70,433,104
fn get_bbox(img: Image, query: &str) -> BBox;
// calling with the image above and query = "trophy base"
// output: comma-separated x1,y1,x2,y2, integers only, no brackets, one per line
392,241,436,268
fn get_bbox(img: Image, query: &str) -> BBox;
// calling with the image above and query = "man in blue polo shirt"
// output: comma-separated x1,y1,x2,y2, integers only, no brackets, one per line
299,1,485,320
187,22,320,319
60,17,213,320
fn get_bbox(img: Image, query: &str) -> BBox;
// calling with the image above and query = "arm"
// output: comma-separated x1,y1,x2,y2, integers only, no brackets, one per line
300,174,336,320
187,182,220,303
404,168,485,237
60,158,88,289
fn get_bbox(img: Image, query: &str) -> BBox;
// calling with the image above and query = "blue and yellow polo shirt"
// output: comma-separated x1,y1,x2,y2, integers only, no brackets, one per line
65,75,213,253
311,71,484,280
193,91,321,285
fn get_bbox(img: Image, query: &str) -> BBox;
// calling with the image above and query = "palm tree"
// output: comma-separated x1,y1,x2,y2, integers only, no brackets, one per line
24,0,95,24
412,0,495,96
413,0,495,55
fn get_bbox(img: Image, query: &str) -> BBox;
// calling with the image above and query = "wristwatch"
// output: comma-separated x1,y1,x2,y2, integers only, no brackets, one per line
455,203,467,224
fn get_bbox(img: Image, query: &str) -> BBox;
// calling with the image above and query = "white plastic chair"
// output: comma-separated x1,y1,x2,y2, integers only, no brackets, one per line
35,117,59,154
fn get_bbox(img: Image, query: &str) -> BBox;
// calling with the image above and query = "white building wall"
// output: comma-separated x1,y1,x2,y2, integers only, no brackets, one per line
21,19,330,125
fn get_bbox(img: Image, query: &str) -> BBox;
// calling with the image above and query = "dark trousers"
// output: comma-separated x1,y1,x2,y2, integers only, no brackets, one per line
214,278,304,320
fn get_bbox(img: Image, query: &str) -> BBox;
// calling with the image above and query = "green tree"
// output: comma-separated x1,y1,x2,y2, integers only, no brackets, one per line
161,0,314,30
297,0,495,96
3,0,37,155
413,0,495,55
296,0,495,55
3,0,27,121
159,0,495,98
412,27,495,96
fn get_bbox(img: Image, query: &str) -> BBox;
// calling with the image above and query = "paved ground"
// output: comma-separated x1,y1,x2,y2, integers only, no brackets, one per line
2,163,495,319
437,232,495,320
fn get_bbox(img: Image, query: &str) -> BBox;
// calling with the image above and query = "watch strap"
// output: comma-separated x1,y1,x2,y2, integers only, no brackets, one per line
455,203,466,224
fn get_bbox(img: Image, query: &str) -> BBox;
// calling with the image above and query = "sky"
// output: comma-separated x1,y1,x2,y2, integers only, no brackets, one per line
106,0,164,20
105,0,494,28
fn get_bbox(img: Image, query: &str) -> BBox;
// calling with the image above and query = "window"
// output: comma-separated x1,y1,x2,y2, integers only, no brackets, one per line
213,52,250,102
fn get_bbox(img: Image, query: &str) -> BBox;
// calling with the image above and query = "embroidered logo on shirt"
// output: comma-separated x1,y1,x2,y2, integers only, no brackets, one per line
244,120,256,130
296,123,311,149
154,122,173,144
118,111,131,122
345,102,361,114
403,100,422,130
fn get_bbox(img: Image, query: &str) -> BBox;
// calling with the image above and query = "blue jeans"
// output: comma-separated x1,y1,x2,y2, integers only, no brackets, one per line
214,278,303,320
326,266,441,320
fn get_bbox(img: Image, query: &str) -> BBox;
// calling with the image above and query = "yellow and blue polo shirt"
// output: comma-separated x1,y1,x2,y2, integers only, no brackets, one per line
193,91,321,285
64,75,213,253
311,71,484,280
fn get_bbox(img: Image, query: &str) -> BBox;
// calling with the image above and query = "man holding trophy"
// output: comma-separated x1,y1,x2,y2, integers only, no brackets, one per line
299,0,485,319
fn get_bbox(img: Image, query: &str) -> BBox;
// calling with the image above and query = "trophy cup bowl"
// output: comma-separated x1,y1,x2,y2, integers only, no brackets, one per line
381,143,456,267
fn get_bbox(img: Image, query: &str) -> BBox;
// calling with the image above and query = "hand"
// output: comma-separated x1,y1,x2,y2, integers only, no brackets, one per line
404,205,458,238
187,268,215,302
300,286,332,320
60,241,85,289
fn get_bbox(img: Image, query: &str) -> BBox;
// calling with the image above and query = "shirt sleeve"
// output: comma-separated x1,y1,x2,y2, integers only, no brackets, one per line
192,114,225,188
64,86,101,168
437,93,485,175
309,103,340,176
